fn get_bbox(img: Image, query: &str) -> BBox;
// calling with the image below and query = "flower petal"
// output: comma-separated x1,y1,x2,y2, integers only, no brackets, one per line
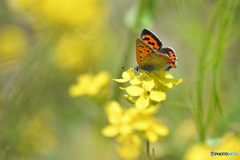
135,96,149,109
165,74,173,79
113,78,129,83
69,84,84,97
102,125,119,137
126,86,143,96
158,79,173,88
130,77,142,85
177,78,183,84
105,101,123,124
145,130,158,143
152,123,169,136
133,120,150,130
142,79,155,90
119,125,133,135
140,105,159,115
122,71,131,80
113,70,133,83
116,134,142,160
149,91,166,102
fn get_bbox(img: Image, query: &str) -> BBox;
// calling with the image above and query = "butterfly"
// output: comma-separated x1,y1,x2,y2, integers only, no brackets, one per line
136,28,177,71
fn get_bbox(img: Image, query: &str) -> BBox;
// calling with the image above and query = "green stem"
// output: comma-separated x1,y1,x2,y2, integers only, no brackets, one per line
146,140,150,160
152,148,155,160
196,68,205,142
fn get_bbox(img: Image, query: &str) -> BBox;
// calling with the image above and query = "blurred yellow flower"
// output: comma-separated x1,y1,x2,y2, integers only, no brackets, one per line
102,101,169,152
69,71,111,98
184,132,240,160
218,133,240,152
184,143,211,160
10,0,112,73
116,134,142,160
18,108,58,156
0,25,28,61
102,101,169,159
9,0,108,28
53,28,110,73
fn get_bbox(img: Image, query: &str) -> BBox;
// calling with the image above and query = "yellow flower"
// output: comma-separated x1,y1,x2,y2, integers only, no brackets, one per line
126,79,166,109
102,101,169,142
0,25,28,61
144,121,169,143
102,101,169,159
69,71,111,99
115,68,182,109
217,133,240,158
102,101,136,137
184,143,212,160
184,132,240,160
114,68,141,85
53,28,110,73
138,68,183,91
106,68,181,159
116,134,142,160
155,72,183,91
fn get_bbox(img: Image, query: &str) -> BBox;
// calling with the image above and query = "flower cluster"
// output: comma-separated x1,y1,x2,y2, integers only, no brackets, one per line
69,71,111,103
103,68,182,159
102,101,169,159
114,68,183,109
9,0,112,74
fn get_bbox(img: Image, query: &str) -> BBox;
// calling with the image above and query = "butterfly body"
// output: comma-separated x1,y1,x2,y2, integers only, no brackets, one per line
136,29,177,71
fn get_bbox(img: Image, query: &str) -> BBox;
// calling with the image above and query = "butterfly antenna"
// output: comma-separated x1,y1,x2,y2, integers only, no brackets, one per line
121,56,136,69
125,56,135,64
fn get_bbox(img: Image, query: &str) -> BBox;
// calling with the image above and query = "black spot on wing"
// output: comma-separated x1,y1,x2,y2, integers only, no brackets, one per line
143,37,150,41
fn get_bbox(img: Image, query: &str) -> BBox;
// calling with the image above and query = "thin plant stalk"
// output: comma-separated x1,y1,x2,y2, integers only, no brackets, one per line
146,140,150,160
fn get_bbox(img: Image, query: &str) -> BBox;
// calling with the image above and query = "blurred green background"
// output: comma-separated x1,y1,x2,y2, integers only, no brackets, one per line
0,0,239,159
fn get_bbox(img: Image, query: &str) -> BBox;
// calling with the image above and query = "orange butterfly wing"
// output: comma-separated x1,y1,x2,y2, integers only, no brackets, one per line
136,38,155,66
159,47,178,69
141,28,162,51
136,38,172,70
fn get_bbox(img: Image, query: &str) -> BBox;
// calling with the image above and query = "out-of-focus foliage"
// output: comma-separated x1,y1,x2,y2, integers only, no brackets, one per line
0,0,239,159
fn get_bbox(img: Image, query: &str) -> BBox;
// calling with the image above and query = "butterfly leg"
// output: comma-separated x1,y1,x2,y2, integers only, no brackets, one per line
152,71,161,78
